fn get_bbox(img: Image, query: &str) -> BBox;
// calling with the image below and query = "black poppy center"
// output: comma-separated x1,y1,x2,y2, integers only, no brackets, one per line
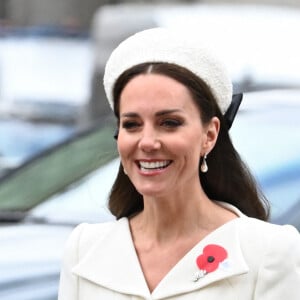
207,256,215,263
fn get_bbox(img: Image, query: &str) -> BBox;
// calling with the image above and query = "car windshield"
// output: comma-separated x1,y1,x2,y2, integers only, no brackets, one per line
0,122,118,223
0,118,75,178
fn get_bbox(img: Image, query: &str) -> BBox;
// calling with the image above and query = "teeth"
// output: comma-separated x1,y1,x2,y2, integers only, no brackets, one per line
139,161,170,170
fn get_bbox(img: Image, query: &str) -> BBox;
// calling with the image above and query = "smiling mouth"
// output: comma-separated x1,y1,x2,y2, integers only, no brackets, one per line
138,160,172,171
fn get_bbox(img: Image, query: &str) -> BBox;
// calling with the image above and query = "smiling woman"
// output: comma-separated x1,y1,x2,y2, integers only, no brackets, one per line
109,61,263,221
58,28,300,300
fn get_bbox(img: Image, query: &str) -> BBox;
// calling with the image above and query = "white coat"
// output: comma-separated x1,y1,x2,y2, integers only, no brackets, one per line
58,203,300,299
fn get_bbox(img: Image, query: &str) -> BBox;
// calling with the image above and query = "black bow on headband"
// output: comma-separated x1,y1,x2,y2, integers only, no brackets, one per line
224,93,243,130
113,93,243,139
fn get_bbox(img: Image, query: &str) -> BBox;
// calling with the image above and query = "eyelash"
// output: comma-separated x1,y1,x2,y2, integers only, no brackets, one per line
160,119,183,128
121,121,140,129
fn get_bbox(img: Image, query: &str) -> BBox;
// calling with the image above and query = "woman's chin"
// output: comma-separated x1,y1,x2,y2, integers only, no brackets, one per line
136,185,169,199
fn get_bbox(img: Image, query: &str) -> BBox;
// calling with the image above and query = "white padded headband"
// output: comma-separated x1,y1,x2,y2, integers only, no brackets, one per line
103,27,232,114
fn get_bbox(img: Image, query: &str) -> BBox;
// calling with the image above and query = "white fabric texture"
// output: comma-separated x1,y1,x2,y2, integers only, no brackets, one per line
103,27,233,114
58,203,300,300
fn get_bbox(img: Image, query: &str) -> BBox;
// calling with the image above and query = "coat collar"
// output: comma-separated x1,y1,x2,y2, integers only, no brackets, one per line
73,205,249,299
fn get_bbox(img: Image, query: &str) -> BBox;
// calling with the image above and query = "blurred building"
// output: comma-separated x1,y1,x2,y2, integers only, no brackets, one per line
1,0,107,30
0,0,187,30
1,0,300,30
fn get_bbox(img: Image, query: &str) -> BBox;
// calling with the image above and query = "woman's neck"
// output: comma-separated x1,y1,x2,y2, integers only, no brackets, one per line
130,190,237,246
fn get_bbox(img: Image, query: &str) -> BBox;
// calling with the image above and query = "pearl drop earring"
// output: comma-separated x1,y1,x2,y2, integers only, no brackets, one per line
200,154,208,173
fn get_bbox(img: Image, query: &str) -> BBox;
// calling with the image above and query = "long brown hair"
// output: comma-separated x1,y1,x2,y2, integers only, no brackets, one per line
108,63,269,220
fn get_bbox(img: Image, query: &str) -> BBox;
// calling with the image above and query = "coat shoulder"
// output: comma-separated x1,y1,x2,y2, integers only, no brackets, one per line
237,219,300,299
238,217,299,243
237,217,300,267
64,219,121,258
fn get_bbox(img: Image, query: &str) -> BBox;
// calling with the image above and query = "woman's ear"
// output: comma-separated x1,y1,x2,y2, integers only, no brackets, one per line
202,117,220,154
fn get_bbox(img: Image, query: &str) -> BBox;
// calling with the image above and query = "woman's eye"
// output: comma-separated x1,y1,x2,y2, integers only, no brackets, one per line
121,121,140,129
161,119,182,128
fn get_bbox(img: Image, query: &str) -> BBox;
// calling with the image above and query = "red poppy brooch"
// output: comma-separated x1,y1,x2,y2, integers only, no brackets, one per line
193,244,228,281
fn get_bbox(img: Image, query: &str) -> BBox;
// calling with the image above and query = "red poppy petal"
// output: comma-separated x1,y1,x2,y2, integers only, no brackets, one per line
196,254,219,272
203,244,227,261
196,254,206,269
205,261,219,273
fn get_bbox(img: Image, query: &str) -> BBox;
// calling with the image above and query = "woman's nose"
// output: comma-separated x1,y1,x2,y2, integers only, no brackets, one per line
138,127,161,152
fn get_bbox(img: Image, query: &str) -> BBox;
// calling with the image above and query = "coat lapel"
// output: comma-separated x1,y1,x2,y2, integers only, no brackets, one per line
73,216,249,299
72,218,151,298
151,218,249,299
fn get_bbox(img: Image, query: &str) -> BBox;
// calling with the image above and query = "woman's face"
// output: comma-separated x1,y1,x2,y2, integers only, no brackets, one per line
117,73,219,198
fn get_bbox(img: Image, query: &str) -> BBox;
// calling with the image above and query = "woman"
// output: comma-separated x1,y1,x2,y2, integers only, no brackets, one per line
58,28,300,299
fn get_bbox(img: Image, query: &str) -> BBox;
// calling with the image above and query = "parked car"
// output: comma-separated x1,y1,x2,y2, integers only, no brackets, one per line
0,88,300,299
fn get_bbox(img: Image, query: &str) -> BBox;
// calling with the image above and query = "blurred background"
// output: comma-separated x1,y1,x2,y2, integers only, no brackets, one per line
0,0,300,299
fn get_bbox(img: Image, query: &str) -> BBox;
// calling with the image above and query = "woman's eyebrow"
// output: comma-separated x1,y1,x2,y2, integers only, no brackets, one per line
120,112,139,118
121,109,183,118
155,109,183,116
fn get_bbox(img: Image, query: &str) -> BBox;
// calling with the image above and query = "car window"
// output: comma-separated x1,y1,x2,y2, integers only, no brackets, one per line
0,118,75,178
29,158,119,224
0,123,118,213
